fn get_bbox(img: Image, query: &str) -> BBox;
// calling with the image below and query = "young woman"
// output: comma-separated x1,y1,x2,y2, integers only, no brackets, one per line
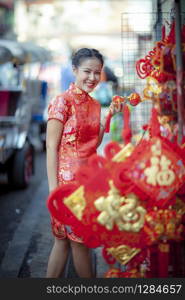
46,48,121,278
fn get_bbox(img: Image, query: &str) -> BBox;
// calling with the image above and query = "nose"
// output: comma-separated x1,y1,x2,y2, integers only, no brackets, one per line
89,72,95,81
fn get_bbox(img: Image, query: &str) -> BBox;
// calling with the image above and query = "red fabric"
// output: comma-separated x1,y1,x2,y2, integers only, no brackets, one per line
104,112,112,133
48,83,101,185
122,104,132,144
135,21,185,84
169,241,184,277
158,242,170,277
162,25,166,40
104,94,141,133
147,245,158,277
102,247,116,265
47,83,101,240
128,93,141,106
104,96,124,133
149,107,161,137
105,95,125,133
51,218,83,243
104,268,142,278
118,136,185,207
48,83,101,184
46,77,185,274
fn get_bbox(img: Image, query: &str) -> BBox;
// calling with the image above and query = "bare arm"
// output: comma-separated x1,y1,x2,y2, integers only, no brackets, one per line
97,102,122,147
97,116,107,147
46,119,64,193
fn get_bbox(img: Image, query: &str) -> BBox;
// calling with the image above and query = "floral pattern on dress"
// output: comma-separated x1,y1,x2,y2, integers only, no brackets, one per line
48,96,70,124
48,83,101,241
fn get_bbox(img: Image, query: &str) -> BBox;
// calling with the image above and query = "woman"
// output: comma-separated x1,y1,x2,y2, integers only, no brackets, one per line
46,48,121,278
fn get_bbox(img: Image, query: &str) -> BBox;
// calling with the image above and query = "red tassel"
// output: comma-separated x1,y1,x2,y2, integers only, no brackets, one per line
149,107,161,137
104,112,112,133
162,25,166,40
170,241,184,277
147,245,158,278
122,104,132,144
158,242,170,277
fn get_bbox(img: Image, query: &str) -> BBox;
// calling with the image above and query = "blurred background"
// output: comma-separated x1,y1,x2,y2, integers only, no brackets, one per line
0,0,157,190
1,0,155,97
0,0,175,153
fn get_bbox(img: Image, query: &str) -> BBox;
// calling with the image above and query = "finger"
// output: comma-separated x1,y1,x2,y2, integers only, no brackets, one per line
114,104,120,113
110,104,114,110
118,102,122,112
109,107,113,114
115,103,122,112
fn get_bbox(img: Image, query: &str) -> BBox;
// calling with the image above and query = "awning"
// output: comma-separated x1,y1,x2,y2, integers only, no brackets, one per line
0,44,13,64
20,42,52,63
0,39,27,64
0,39,52,65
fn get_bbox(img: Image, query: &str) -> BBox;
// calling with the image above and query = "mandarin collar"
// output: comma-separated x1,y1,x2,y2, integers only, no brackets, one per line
69,83,89,104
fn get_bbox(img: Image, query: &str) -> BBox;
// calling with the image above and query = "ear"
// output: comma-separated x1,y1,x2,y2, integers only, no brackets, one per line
72,65,77,76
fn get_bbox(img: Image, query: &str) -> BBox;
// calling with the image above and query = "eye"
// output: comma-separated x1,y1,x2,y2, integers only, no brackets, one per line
84,70,90,73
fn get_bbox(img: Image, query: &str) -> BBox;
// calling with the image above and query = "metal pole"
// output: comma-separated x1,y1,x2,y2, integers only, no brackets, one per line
175,0,184,144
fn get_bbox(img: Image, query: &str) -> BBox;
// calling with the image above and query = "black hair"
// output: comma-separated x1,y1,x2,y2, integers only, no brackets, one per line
72,48,104,68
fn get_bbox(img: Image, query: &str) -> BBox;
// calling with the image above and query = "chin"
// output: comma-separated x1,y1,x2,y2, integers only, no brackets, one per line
86,88,93,93
84,85,95,93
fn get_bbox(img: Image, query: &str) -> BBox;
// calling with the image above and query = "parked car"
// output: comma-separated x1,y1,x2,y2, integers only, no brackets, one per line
0,39,51,188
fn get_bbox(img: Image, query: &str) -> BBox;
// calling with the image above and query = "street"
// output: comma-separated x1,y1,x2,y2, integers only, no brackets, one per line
0,151,49,277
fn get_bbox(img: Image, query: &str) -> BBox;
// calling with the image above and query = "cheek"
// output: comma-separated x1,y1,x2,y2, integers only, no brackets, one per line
79,72,88,81
95,74,101,82
75,70,86,81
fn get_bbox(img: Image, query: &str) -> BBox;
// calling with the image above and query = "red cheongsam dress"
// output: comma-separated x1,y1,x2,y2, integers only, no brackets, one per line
48,83,101,242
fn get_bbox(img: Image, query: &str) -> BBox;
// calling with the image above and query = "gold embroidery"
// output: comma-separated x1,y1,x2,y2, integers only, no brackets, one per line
144,141,175,186
151,139,162,156
154,223,164,235
174,197,185,215
64,186,86,220
74,87,82,94
66,133,76,142
94,181,146,232
107,245,140,265
112,143,134,162
158,242,170,253
143,77,162,100
157,169,175,185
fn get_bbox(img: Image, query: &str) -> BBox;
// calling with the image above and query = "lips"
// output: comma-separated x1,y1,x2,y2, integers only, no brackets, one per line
86,82,95,88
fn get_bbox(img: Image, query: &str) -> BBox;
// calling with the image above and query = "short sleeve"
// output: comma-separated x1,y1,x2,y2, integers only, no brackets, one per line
48,95,69,124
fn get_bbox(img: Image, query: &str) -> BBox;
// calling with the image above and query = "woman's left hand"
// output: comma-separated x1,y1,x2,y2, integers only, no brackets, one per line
109,101,122,115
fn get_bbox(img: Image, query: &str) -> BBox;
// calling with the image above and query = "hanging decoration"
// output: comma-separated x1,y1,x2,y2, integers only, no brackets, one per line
47,20,185,278
136,21,185,117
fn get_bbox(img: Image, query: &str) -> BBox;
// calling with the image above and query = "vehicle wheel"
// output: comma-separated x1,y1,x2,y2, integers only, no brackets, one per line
40,121,46,152
8,142,34,189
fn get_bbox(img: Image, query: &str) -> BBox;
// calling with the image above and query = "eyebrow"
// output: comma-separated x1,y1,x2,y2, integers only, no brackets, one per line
81,67,91,70
81,67,101,72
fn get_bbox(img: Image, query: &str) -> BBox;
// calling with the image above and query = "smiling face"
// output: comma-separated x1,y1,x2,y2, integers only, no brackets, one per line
73,57,103,93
